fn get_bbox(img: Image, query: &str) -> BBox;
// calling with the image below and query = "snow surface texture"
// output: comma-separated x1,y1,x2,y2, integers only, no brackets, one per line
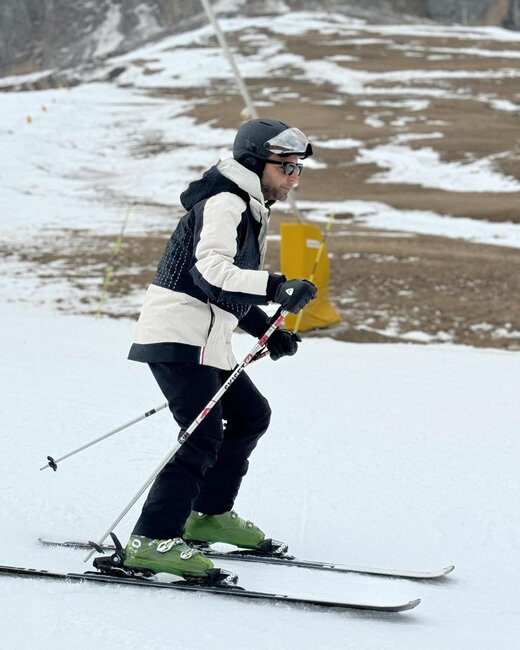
1,302,520,649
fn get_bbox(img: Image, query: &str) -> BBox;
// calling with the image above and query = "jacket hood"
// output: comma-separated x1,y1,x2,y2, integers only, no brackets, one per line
180,159,265,212
216,158,264,204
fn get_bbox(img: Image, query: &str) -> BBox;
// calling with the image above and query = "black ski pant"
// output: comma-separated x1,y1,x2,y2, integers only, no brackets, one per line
132,361,271,539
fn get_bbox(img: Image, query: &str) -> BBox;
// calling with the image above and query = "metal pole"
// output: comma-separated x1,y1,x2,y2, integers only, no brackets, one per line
199,0,302,221
40,402,169,472
84,307,287,562
461,1,468,25
199,0,258,119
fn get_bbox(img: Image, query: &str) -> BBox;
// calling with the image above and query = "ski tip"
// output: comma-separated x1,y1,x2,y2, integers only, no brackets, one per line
385,598,421,612
443,565,455,576
407,598,421,610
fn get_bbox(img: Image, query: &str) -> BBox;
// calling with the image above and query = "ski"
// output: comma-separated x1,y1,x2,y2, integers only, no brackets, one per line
0,564,420,613
39,538,454,580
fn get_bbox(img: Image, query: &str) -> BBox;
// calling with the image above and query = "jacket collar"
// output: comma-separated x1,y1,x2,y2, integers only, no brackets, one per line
216,158,267,210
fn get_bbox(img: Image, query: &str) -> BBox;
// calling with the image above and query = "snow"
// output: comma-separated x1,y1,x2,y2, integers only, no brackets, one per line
0,69,56,89
1,302,520,648
372,23,520,42
300,200,520,249
313,138,363,149
488,98,520,112
92,4,124,58
1,9,520,646
356,145,520,192
392,43,520,59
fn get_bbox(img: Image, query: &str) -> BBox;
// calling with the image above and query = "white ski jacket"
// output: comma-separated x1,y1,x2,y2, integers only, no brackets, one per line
128,159,285,370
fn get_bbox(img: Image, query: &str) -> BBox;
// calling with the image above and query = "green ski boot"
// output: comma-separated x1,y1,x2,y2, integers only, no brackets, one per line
184,510,266,550
123,535,215,578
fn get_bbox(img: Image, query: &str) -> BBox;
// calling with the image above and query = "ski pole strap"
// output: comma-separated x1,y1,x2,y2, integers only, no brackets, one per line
250,348,270,363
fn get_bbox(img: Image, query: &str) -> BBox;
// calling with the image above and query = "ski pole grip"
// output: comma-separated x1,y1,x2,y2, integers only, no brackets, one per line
269,306,285,324
257,308,286,347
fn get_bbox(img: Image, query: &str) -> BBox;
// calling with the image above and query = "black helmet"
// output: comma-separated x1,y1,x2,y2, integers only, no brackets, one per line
233,118,313,176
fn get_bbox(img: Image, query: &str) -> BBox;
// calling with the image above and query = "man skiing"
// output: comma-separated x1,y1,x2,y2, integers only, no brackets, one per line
124,118,317,580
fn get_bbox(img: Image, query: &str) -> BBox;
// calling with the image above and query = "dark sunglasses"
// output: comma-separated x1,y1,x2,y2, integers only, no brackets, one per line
265,160,304,176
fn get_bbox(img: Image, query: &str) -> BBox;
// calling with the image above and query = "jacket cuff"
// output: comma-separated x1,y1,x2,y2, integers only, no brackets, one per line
266,273,286,302
238,306,271,338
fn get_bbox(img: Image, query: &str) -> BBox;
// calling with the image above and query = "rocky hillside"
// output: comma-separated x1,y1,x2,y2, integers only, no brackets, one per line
292,0,519,26
0,0,203,76
1,0,520,77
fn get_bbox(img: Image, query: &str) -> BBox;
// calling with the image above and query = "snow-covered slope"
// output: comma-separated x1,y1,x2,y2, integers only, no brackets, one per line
1,302,519,648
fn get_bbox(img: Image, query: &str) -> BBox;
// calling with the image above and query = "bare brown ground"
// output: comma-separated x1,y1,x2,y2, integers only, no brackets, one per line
7,215,519,349
265,213,520,349
5,18,520,349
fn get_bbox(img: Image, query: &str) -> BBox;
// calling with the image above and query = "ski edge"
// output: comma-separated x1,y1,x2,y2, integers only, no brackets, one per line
38,538,454,580
0,564,421,613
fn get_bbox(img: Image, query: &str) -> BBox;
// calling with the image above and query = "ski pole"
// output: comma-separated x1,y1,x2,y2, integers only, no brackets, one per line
84,307,287,562
39,402,169,472
40,310,281,471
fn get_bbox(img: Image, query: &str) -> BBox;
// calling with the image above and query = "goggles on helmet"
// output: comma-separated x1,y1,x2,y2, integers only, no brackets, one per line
264,127,313,159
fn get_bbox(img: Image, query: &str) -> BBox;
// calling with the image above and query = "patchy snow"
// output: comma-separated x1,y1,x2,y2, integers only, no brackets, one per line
1,8,520,321
299,200,520,249
0,69,55,89
105,12,520,101
391,43,520,59
356,145,520,192
390,132,444,144
213,0,248,13
365,115,386,128
487,98,520,112
0,83,232,239
92,4,124,58
313,138,363,149
357,99,431,111
370,23,520,42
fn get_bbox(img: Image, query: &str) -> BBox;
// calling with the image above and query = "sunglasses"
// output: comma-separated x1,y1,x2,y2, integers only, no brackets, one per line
265,160,304,176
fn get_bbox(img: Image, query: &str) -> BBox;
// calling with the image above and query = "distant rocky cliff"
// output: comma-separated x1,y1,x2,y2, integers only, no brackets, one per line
0,0,203,76
1,0,519,77
303,0,520,27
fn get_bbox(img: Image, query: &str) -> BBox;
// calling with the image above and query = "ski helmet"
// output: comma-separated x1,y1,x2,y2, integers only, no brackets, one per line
233,118,313,176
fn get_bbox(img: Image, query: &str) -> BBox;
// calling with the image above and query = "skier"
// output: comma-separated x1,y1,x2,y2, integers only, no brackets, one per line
123,118,317,579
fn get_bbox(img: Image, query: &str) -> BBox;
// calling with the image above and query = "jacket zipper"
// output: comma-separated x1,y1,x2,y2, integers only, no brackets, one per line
200,303,216,365
206,303,215,342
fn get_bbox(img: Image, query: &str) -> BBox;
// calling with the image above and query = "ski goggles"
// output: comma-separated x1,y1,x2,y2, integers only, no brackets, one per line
264,160,304,176
264,127,313,158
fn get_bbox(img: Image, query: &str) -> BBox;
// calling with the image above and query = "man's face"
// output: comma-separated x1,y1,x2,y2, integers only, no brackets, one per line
260,154,301,202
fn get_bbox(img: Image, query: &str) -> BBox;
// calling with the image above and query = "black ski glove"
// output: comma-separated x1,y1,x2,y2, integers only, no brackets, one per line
274,279,317,314
266,329,302,361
